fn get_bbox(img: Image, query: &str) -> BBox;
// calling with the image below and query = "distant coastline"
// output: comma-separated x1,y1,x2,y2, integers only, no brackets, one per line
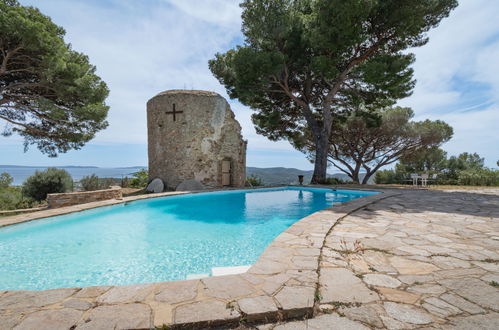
0,166,147,185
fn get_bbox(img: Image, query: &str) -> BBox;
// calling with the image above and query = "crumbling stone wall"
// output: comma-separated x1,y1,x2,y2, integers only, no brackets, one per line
147,90,247,190
47,186,122,208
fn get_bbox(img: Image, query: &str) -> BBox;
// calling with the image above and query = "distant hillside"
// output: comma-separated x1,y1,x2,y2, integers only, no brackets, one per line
246,167,372,185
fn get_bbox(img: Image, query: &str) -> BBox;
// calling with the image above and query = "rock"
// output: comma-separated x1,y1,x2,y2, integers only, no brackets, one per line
437,278,499,311
390,256,440,275
383,302,433,325
274,286,315,314
407,284,446,295
0,313,23,329
175,179,205,191
0,288,77,310
237,296,278,321
63,299,94,311
339,305,385,328
174,300,240,325
377,287,420,304
96,283,155,304
76,304,151,330
202,275,255,299
320,268,379,304
73,286,111,299
445,312,499,330
15,308,83,330
422,297,461,317
307,313,370,329
440,293,485,315
146,178,164,193
155,280,198,304
362,274,401,288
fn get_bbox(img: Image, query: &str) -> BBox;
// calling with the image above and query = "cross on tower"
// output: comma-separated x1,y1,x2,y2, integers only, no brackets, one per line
165,103,183,121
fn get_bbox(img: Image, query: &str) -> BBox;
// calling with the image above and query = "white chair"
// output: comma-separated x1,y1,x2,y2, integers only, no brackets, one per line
421,173,429,187
410,173,419,186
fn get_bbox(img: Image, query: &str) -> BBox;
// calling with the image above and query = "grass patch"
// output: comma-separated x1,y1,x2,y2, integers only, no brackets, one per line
490,281,499,288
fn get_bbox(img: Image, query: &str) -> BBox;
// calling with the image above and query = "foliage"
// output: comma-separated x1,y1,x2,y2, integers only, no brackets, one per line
375,150,499,186
210,0,457,182
0,172,13,189
129,169,149,188
245,175,264,187
0,0,109,156
22,168,72,201
317,177,344,185
457,169,499,186
79,174,99,191
374,169,405,185
299,107,453,184
0,172,40,210
79,174,117,191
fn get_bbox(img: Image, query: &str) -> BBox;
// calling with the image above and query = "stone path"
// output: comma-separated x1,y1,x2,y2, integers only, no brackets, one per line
257,188,499,329
1,187,498,329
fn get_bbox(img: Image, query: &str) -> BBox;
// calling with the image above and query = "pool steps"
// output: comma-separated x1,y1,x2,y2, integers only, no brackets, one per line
185,265,251,280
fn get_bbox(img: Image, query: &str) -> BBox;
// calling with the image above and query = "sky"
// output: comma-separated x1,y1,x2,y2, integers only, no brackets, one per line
1,0,498,169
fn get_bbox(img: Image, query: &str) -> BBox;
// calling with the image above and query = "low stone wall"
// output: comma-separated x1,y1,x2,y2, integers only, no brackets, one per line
47,186,122,209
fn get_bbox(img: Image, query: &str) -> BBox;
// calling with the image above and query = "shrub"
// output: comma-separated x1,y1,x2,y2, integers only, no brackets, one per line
129,169,149,188
317,177,345,185
0,172,13,189
22,168,73,201
80,174,100,191
458,169,499,186
246,175,264,187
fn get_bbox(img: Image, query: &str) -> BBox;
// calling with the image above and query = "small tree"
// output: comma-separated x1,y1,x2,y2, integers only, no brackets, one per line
0,0,109,156
298,107,452,183
79,174,100,191
0,172,13,189
22,168,72,201
210,0,458,183
129,169,149,188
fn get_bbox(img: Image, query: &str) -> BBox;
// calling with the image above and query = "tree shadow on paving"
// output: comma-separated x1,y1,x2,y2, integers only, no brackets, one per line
359,186,499,219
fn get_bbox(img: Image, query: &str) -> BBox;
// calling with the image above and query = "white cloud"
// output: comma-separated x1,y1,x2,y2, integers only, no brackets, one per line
399,0,499,167
5,0,499,169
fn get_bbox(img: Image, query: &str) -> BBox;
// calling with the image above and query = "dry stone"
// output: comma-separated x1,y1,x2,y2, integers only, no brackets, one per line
320,268,379,303
14,308,83,330
146,178,164,193
175,179,204,191
174,300,240,325
76,304,151,330
383,302,433,325
147,90,246,189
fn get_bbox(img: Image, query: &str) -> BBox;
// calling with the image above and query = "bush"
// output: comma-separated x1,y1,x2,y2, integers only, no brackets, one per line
458,169,499,186
129,169,149,188
80,174,100,191
246,175,264,187
0,172,13,189
22,168,73,201
79,175,118,191
317,177,345,185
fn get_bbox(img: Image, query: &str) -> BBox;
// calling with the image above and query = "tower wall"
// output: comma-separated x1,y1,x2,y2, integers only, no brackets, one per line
147,90,246,190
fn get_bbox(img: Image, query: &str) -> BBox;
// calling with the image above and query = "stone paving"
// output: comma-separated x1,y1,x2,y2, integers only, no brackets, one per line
1,187,498,329
259,188,499,329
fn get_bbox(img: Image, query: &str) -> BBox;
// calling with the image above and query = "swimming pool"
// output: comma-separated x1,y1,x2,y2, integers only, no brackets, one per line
0,187,377,290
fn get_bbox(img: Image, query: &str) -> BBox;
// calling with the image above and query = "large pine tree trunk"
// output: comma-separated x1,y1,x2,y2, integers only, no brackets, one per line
361,171,372,184
311,135,329,184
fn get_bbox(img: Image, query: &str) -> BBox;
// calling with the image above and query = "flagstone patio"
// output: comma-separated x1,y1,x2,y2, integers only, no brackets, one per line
1,187,498,329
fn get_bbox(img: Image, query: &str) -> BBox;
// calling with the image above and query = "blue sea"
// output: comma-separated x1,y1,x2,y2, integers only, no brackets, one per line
0,166,146,185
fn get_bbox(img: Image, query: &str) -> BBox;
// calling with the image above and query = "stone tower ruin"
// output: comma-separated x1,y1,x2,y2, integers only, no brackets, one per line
147,90,247,190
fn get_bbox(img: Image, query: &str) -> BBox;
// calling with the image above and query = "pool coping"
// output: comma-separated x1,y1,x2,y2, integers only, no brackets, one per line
0,186,398,329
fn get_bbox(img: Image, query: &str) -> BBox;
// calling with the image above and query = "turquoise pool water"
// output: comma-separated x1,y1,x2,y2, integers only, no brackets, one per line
0,187,376,290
